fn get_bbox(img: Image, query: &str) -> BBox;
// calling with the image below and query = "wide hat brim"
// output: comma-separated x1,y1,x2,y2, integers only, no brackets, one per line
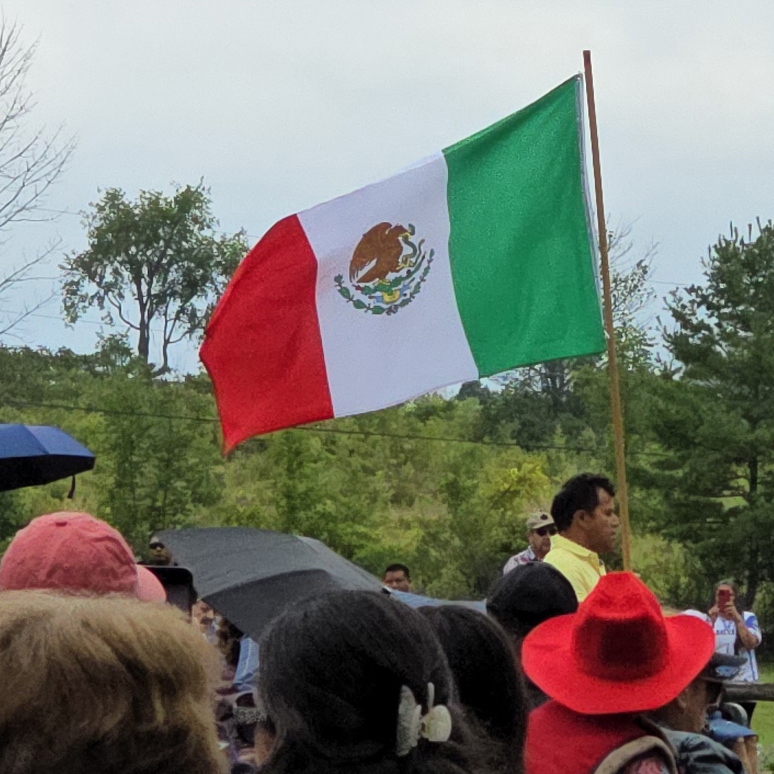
522,612,715,715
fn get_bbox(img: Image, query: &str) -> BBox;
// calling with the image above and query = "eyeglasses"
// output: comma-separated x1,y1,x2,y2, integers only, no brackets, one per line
535,526,558,537
149,542,165,550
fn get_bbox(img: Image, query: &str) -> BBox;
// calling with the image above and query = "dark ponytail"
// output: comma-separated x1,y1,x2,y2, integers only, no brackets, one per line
258,591,491,774
419,606,526,774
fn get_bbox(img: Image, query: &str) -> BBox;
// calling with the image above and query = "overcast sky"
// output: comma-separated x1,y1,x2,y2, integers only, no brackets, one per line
0,0,772,373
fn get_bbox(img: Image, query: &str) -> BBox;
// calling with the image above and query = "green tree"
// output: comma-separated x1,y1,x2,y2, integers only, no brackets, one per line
0,490,27,549
83,372,223,547
656,220,774,602
0,344,224,550
418,448,552,597
61,183,247,374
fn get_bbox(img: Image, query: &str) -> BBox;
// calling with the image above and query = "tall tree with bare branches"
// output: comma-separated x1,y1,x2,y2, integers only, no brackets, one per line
0,20,75,338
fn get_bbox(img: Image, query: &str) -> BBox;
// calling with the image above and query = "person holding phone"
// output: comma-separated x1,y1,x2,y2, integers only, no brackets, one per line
709,580,762,723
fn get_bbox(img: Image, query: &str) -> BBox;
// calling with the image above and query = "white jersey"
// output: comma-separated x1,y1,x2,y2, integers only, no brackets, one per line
713,611,761,682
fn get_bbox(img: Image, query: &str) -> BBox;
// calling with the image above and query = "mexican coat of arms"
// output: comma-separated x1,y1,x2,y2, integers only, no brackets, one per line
334,222,434,316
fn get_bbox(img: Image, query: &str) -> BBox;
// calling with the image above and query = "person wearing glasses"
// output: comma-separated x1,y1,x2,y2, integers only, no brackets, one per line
503,512,557,574
648,651,748,774
147,536,175,566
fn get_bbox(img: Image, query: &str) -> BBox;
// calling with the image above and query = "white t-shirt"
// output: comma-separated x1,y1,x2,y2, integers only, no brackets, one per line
713,611,761,682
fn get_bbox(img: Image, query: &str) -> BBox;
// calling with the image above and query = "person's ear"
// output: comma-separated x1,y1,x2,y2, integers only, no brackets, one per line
674,684,692,711
573,509,588,529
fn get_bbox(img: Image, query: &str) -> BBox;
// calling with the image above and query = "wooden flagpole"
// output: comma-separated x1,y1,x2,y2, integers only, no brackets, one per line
582,50,632,571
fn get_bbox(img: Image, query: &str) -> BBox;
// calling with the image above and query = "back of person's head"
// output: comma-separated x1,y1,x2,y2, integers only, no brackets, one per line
550,473,615,532
0,511,139,595
419,606,526,774
487,563,578,641
0,591,225,774
259,590,487,774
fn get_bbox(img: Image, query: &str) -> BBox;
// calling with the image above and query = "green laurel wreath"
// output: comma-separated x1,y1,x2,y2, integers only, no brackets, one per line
335,248,434,316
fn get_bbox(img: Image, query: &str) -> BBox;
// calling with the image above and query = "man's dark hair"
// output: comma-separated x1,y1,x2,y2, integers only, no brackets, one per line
383,563,410,579
550,473,615,533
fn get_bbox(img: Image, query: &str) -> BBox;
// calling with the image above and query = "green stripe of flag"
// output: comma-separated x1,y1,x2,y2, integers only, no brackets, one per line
442,76,604,375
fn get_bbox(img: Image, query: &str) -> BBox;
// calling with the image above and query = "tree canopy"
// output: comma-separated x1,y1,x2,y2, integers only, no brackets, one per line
655,221,774,600
61,183,247,374
6,193,774,630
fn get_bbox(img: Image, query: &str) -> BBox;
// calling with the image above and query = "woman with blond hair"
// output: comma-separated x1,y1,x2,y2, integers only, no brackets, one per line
0,591,226,774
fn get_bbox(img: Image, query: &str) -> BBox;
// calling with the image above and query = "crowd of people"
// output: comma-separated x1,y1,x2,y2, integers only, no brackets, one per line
0,472,764,774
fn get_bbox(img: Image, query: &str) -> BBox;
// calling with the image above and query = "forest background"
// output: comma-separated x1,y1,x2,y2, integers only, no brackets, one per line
5,202,774,645
1,20,774,644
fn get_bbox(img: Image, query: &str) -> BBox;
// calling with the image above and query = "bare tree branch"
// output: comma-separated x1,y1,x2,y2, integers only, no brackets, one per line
106,295,140,331
0,289,55,335
0,19,76,341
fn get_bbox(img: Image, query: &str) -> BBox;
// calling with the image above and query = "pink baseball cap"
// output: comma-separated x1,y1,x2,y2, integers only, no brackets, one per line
136,564,167,602
0,511,140,596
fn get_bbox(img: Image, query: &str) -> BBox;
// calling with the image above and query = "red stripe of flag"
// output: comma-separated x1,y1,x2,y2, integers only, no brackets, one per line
201,215,334,450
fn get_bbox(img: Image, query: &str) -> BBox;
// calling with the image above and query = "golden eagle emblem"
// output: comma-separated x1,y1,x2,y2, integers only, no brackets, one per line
334,222,434,316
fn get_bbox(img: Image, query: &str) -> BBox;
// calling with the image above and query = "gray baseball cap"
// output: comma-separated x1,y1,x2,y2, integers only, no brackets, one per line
526,512,554,531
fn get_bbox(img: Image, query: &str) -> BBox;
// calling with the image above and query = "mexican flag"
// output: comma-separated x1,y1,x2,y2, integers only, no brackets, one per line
203,75,604,451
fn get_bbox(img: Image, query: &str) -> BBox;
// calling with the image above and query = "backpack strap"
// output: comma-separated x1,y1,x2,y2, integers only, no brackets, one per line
593,735,678,774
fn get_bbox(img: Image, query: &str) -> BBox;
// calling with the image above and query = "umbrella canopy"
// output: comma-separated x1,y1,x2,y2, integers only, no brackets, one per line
158,527,383,639
388,588,486,613
0,424,96,493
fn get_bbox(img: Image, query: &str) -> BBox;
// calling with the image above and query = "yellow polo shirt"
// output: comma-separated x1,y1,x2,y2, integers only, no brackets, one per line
543,534,606,602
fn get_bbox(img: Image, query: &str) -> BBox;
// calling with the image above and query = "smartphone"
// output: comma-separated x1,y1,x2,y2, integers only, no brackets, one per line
717,588,731,608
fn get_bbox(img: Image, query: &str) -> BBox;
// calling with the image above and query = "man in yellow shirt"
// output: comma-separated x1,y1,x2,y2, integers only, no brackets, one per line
543,473,619,602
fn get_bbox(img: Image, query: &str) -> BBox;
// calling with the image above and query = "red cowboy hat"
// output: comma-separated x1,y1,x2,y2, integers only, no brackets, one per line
521,572,714,714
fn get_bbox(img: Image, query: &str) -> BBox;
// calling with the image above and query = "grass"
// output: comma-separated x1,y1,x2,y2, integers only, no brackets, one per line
752,663,774,745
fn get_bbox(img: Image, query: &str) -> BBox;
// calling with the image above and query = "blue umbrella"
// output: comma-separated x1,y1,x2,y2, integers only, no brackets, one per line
0,424,95,493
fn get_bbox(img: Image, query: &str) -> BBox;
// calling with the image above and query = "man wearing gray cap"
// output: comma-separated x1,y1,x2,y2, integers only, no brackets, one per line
503,512,557,574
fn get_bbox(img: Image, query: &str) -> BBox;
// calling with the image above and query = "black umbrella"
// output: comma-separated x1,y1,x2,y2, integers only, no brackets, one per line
0,424,96,493
158,527,383,639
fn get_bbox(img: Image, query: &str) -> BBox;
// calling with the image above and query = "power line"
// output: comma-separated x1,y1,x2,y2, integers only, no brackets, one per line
0,308,179,335
36,206,262,241
648,279,690,287
293,424,598,452
5,398,218,423
37,207,82,217
2,397,670,457
22,207,703,290
1,310,101,327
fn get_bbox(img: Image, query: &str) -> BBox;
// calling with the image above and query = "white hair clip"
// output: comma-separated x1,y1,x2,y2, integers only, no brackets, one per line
396,682,453,757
